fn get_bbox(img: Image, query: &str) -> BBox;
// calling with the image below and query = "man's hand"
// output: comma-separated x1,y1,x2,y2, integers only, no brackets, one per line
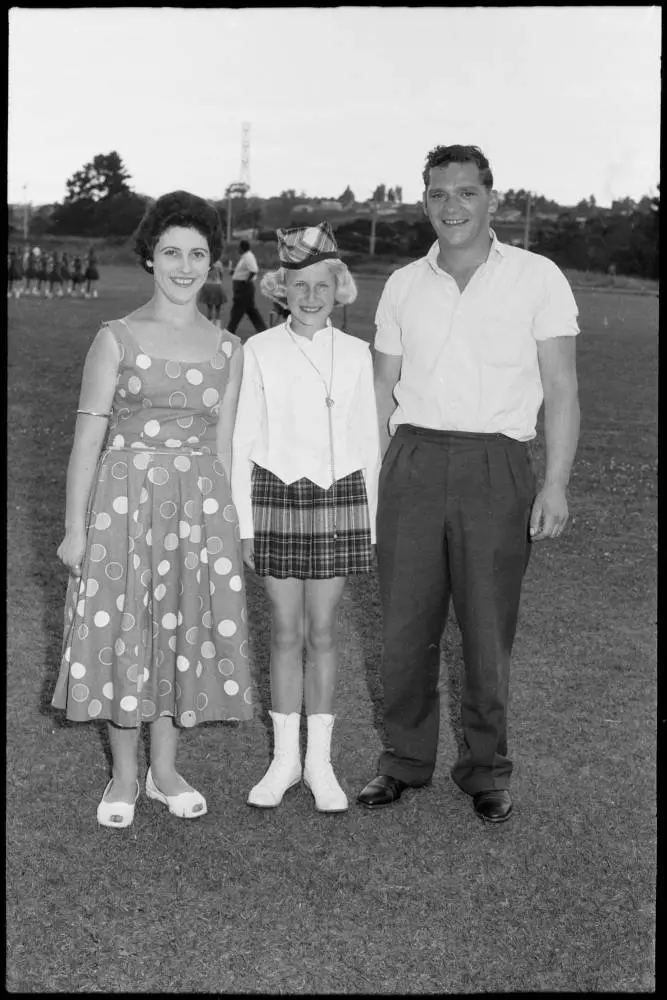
529,483,569,541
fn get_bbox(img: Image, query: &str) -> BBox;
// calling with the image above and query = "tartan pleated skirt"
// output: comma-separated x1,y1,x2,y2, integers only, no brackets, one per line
251,464,373,579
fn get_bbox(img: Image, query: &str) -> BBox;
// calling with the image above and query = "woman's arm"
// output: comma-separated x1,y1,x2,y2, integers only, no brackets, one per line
57,326,120,576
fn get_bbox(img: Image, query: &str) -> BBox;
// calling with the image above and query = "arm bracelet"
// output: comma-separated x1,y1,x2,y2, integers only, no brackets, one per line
76,409,110,417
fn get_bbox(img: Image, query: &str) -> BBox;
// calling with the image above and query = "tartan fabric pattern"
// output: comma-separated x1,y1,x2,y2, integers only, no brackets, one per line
276,222,340,270
251,465,372,579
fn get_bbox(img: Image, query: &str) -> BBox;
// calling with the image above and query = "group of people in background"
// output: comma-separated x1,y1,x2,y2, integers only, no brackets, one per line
7,245,100,299
7,237,277,337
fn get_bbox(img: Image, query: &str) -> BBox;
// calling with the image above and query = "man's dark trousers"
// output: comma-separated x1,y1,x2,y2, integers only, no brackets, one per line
227,280,267,337
376,424,536,795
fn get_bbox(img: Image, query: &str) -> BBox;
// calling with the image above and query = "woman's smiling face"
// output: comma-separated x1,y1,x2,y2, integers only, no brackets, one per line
150,226,211,303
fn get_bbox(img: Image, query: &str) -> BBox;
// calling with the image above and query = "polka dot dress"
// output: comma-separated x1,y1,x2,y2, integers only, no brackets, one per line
52,318,254,728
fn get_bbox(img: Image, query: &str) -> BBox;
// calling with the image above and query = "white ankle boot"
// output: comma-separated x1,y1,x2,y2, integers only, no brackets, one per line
303,714,348,813
247,711,302,808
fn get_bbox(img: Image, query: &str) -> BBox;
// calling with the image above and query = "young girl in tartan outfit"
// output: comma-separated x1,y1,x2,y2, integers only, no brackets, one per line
232,222,380,813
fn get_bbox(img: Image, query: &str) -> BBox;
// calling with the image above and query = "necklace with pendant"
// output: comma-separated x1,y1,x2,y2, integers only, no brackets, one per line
286,321,335,407
286,320,338,540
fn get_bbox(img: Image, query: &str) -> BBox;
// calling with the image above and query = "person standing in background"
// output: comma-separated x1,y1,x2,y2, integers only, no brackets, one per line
61,251,73,295
226,239,267,339
84,246,100,298
49,251,65,298
8,248,22,298
198,256,228,327
71,255,85,296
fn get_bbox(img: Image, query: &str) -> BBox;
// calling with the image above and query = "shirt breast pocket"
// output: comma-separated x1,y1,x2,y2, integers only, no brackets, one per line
476,310,534,368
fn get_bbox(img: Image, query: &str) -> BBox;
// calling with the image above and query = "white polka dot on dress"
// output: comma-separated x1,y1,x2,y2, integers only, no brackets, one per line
202,387,219,407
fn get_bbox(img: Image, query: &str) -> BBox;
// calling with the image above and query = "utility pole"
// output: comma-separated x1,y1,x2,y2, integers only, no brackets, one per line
22,184,29,240
225,188,233,245
369,202,377,256
523,191,532,249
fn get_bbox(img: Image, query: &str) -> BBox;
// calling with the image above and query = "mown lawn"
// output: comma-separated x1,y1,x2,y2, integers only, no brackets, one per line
6,267,656,993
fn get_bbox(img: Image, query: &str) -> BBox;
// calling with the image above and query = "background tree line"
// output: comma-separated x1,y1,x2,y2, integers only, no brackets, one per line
332,193,659,280
10,151,659,279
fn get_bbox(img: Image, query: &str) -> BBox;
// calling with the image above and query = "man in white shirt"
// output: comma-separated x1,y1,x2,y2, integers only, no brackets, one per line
357,144,580,823
227,239,267,338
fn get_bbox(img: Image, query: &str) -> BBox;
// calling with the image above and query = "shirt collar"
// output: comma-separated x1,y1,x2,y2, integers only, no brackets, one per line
285,316,333,340
425,228,505,273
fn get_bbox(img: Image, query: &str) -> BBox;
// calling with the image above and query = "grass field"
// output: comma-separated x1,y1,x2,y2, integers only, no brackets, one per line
6,267,657,993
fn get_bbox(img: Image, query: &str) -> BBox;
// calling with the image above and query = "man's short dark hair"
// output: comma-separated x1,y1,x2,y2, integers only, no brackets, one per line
422,145,494,190
239,239,251,253
133,190,223,273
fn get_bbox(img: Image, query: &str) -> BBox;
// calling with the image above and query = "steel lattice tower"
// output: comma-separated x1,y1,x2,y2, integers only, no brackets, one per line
239,122,250,193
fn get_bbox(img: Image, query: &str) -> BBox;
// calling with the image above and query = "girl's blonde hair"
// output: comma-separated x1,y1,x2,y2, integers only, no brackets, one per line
260,258,358,306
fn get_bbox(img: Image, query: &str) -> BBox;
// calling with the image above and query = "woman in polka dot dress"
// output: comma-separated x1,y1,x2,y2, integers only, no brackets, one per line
53,191,254,829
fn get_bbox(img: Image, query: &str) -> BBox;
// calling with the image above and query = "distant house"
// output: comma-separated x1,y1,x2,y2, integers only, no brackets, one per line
318,200,344,212
231,227,258,240
495,208,523,223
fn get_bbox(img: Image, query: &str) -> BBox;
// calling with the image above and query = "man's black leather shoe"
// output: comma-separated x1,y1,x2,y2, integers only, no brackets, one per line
357,775,410,808
473,789,513,823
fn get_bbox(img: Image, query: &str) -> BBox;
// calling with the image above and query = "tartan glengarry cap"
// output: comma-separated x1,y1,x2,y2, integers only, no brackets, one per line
276,221,340,270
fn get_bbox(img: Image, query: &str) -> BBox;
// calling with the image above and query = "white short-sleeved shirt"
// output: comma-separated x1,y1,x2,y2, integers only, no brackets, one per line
374,232,580,441
232,251,259,282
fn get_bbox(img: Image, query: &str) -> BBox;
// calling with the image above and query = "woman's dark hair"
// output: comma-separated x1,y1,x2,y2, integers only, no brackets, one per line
133,190,224,273
422,145,494,190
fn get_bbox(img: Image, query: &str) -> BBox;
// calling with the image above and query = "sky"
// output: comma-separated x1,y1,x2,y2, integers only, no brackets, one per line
7,6,661,209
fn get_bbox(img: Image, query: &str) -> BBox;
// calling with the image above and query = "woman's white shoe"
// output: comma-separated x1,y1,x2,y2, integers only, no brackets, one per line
97,779,140,829
145,768,207,818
